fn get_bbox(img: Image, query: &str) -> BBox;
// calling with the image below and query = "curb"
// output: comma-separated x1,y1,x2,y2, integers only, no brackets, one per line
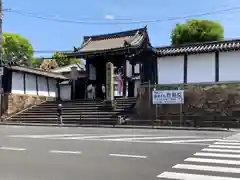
0,122,233,132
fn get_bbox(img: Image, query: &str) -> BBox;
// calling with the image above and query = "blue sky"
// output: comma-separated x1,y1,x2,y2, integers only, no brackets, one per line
3,0,240,57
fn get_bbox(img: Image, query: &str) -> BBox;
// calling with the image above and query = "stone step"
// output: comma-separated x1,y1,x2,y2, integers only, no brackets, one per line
13,114,118,118
30,107,103,110
9,117,118,121
40,102,135,106
36,104,104,108
8,120,117,125
42,102,104,105
19,111,120,115
26,108,132,112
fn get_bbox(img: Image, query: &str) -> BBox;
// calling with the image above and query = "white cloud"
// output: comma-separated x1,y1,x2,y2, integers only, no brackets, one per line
104,14,115,20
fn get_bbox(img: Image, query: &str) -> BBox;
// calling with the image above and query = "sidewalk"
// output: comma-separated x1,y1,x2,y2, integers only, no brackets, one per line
0,122,234,132
224,132,240,140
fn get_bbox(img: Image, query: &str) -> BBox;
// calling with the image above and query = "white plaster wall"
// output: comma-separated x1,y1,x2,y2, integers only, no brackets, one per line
126,60,132,77
49,78,57,97
126,61,140,78
134,63,140,74
134,79,141,97
11,72,24,94
60,85,71,100
38,76,48,96
157,56,184,84
25,74,37,95
187,53,215,83
219,51,240,81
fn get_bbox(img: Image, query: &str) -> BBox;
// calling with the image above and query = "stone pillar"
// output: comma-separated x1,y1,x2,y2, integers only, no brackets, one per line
106,62,114,101
70,66,78,100
123,60,127,97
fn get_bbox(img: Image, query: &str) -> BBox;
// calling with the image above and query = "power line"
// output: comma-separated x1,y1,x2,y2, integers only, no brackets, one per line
5,6,240,25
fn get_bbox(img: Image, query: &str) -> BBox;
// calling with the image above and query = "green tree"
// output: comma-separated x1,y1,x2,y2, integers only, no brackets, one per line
171,19,224,46
52,52,83,67
3,32,34,66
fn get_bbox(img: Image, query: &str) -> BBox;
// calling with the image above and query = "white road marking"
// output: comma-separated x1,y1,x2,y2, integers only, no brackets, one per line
194,152,240,158
109,154,147,159
8,134,87,138
105,136,201,141
160,139,220,143
49,150,82,154
219,139,240,143
215,142,240,146
157,171,240,180
61,134,151,140
185,157,240,165
0,147,26,151
209,145,240,149
202,148,240,153
173,164,240,174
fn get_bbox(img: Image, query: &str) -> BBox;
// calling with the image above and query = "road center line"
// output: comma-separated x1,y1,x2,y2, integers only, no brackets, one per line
0,147,26,151
49,150,82,154
109,153,147,159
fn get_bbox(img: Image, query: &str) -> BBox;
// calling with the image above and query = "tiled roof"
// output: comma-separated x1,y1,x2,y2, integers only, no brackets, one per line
51,63,85,73
154,39,240,56
8,66,68,80
73,26,149,55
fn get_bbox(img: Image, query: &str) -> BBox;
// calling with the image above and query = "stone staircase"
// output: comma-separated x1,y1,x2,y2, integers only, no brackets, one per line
8,97,137,125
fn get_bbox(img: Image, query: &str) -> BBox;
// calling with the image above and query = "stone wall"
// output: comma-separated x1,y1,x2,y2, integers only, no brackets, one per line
2,93,55,119
135,83,240,124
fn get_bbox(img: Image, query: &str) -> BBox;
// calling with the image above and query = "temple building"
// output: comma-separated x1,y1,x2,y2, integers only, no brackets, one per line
66,26,158,99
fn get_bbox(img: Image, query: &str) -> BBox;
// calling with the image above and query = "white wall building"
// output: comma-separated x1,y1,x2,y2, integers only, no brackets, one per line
4,66,67,98
155,39,240,84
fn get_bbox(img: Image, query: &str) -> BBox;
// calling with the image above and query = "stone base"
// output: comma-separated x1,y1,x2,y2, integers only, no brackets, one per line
2,93,55,120
101,100,117,110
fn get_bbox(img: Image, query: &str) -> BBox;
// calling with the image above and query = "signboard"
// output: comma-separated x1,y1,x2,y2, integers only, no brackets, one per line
152,90,184,104
0,67,4,76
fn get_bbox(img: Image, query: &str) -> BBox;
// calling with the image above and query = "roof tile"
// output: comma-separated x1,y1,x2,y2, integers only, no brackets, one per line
9,66,68,80
75,27,148,54
155,39,240,56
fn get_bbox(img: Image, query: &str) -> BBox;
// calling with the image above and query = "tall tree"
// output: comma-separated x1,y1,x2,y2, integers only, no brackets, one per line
171,19,224,46
3,32,34,66
52,52,83,67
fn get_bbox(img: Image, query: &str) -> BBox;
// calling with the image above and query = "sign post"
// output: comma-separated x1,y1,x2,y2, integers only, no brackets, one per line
152,89,184,126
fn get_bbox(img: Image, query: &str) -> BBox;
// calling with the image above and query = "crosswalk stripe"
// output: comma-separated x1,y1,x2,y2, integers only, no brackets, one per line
209,145,240,149
157,171,240,180
194,152,240,158
202,148,240,153
185,157,240,165
219,139,240,143
215,142,240,146
173,164,240,174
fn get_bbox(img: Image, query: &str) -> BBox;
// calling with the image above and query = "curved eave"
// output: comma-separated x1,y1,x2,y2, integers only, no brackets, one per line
66,40,148,58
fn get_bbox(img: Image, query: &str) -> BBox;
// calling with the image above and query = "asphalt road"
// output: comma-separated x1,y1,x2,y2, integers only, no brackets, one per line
0,125,237,180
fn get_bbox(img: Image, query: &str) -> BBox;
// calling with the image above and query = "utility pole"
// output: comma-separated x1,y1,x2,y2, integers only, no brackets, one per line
0,0,3,117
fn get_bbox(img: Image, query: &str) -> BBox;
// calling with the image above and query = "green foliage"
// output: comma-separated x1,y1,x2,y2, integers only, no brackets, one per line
171,19,224,46
3,32,34,66
31,57,42,68
40,59,58,71
52,52,83,67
